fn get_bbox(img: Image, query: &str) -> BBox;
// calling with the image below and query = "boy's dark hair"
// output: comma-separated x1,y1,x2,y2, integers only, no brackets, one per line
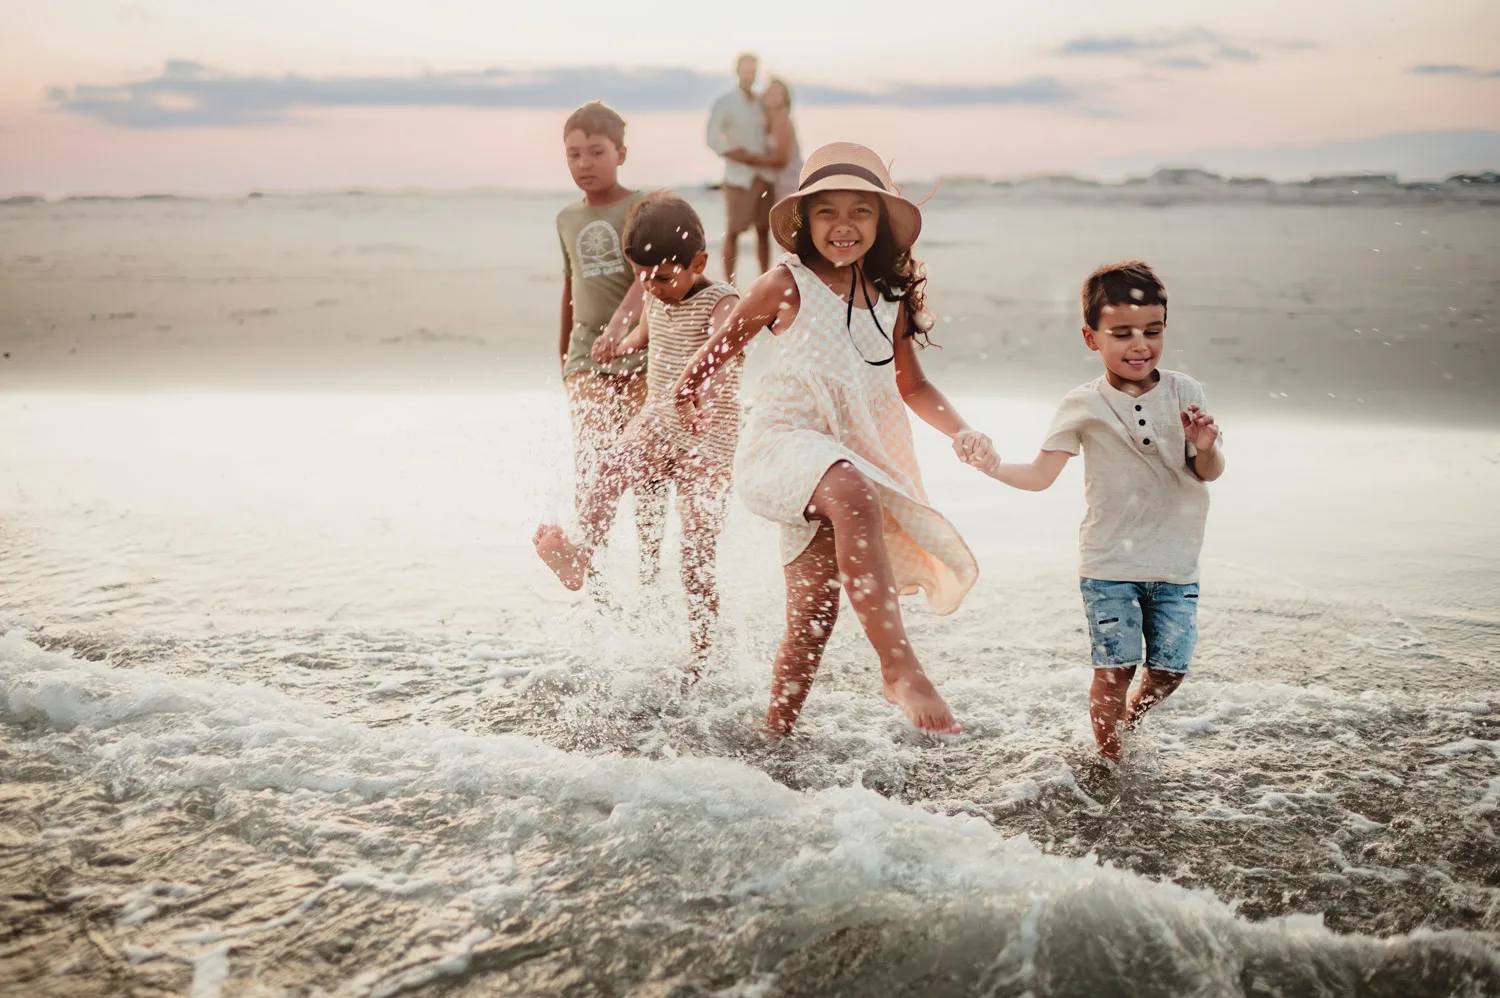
1081,260,1168,329
623,193,706,268
562,101,626,148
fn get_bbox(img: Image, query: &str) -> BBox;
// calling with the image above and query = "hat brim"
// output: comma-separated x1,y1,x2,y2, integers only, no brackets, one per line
769,176,923,254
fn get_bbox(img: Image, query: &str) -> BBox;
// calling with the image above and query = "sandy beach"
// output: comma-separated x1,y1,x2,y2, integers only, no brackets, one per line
2,190,1499,996
2,189,1497,424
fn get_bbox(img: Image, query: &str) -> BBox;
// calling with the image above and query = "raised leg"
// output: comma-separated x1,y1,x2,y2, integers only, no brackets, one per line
765,520,840,735
564,372,613,511
806,461,960,734
535,425,665,591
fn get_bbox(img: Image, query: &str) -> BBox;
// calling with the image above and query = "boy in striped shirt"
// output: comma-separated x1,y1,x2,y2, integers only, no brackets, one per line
534,193,743,662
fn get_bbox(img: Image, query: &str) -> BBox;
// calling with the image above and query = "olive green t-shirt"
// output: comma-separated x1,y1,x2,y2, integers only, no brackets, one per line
557,192,648,380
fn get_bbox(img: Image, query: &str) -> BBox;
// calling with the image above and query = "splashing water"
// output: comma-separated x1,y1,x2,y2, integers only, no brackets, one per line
2,393,1498,996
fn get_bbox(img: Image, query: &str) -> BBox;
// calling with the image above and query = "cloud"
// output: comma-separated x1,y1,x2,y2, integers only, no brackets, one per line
47,62,1083,128
1409,64,1500,79
1057,28,1310,69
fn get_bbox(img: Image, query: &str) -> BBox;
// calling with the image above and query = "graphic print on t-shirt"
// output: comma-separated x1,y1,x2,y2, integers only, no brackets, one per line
575,219,626,280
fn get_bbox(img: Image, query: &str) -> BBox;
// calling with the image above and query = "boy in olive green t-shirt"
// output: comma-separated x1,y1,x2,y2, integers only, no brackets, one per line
555,101,666,583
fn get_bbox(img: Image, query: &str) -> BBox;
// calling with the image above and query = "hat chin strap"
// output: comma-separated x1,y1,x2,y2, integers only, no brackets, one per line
800,163,889,192
847,261,894,367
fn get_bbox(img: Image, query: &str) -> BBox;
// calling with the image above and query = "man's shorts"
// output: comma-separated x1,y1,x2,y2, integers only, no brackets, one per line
1079,578,1200,674
724,176,774,236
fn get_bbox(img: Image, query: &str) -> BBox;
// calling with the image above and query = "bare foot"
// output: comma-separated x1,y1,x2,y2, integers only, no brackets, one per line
882,670,962,734
532,524,586,591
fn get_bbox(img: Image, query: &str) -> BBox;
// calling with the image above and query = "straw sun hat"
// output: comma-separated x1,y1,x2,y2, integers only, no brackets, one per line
769,142,923,253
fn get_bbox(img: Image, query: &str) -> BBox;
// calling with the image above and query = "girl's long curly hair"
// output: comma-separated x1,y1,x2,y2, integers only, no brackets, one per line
792,195,936,346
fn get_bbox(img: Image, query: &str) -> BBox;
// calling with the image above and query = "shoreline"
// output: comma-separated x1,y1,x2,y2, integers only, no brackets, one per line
5,183,1500,209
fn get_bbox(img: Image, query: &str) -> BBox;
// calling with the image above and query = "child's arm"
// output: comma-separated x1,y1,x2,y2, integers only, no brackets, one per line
891,306,999,466
673,267,793,408
692,295,742,418
591,280,648,364
613,305,650,358
976,449,1072,491
559,275,574,372
1182,405,1225,481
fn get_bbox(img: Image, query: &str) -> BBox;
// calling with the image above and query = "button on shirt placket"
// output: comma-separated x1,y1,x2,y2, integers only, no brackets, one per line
1129,403,1149,446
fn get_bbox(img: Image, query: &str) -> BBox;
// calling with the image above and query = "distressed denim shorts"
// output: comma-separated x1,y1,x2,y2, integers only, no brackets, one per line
1079,577,1200,673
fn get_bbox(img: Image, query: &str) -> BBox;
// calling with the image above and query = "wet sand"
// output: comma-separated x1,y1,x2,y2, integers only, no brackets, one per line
1,190,1497,425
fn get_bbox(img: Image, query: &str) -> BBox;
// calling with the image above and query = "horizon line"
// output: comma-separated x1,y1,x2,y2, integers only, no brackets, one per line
5,164,1497,203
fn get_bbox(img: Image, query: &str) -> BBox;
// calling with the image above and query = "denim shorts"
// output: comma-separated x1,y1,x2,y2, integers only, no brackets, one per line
1079,578,1200,673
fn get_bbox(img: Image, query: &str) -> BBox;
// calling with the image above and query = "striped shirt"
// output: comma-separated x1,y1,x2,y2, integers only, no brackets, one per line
642,281,742,469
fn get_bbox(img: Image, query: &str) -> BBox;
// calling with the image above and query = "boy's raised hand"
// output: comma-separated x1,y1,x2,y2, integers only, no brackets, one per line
1180,405,1220,450
953,429,1000,474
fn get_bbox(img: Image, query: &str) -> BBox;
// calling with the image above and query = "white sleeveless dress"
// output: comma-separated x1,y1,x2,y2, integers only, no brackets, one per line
734,255,978,615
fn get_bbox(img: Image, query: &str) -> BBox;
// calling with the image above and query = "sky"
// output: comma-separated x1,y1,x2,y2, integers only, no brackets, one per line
2,0,1498,195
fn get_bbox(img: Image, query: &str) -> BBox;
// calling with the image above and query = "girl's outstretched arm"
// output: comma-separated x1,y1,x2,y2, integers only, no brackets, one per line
893,311,966,435
673,265,797,403
892,306,998,466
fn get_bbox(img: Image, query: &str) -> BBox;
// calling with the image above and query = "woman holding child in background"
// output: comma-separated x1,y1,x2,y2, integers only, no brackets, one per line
761,77,803,203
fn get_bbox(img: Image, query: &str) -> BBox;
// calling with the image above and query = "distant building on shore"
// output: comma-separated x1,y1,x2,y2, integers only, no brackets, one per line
1142,167,1225,187
1446,171,1500,185
1302,173,1400,189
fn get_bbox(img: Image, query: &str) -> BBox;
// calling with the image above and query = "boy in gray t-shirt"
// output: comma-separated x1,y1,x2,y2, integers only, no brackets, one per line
554,101,666,584
966,261,1225,763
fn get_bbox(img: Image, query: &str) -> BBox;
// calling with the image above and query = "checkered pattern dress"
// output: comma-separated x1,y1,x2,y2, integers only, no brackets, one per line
734,254,978,615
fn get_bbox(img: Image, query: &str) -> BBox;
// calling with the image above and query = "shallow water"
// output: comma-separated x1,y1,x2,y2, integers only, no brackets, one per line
2,392,1499,996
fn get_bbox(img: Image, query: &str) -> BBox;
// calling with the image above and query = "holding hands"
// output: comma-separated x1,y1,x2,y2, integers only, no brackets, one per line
590,322,644,365
953,428,1000,475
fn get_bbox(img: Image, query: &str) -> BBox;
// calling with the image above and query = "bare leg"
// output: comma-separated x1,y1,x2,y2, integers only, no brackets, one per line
808,461,960,734
765,520,840,735
564,373,612,515
534,428,665,591
1125,668,1185,730
1089,666,1136,762
616,372,666,585
678,465,731,664
755,226,771,276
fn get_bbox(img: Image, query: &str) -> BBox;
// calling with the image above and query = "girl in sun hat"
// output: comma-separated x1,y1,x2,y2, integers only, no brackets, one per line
671,141,993,737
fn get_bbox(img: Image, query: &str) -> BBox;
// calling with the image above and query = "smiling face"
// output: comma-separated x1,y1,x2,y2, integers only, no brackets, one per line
1083,303,1167,388
803,190,882,268
632,253,708,304
563,128,625,196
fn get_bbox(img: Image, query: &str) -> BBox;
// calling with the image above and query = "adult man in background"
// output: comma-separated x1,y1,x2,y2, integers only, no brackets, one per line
705,53,774,284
